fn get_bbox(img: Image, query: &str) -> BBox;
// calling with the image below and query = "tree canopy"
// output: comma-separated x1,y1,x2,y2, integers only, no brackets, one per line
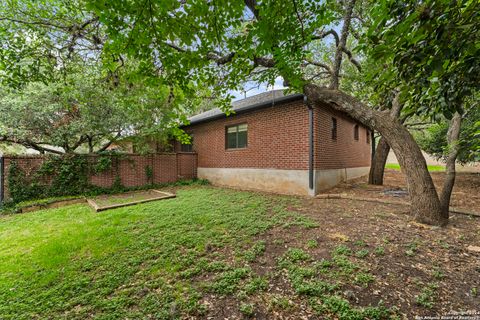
364,0,479,118
0,65,194,154
2,0,477,117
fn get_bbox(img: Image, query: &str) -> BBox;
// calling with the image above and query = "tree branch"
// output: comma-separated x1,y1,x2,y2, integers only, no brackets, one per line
312,29,340,47
0,135,65,155
341,46,361,72
304,59,333,75
292,0,305,41
206,52,236,65
244,0,260,19
71,135,87,151
253,56,275,68
165,42,187,53
95,132,122,153
331,0,356,89
26,141,65,155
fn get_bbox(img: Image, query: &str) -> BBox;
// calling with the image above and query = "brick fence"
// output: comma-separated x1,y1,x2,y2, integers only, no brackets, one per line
0,153,197,202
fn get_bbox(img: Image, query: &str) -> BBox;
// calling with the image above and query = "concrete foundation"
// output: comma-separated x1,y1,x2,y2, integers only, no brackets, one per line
198,166,370,196
314,166,370,192
198,167,310,196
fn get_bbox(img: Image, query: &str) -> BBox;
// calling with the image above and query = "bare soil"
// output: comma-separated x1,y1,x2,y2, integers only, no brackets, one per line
327,169,480,213
200,171,480,319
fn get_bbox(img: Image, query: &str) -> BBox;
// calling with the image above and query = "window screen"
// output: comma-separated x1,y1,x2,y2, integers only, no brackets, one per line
354,125,359,141
331,118,337,140
226,124,248,149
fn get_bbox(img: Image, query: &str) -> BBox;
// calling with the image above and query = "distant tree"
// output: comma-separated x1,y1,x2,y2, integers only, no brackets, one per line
418,105,480,165
0,70,190,154
0,142,28,155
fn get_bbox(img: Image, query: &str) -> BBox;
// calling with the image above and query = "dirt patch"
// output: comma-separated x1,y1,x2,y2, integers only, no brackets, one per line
308,199,478,316
247,200,479,318
325,170,480,213
194,172,479,319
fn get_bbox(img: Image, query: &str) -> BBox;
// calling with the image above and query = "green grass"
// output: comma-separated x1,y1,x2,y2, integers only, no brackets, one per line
0,186,398,319
276,244,394,319
0,195,84,214
385,163,445,171
16,195,83,208
0,179,209,214
415,283,438,308
0,187,297,319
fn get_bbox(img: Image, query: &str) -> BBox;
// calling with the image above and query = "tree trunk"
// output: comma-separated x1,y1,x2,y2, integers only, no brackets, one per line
368,91,403,185
87,136,94,153
330,0,356,90
304,84,447,226
369,137,390,185
439,112,462,217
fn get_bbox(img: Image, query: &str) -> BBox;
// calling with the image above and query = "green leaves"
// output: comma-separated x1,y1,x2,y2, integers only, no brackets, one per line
0,66,186,153
416,99,480,164
364,0,480,118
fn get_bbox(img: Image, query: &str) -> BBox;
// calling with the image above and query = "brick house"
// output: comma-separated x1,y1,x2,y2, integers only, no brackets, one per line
176,90,372,196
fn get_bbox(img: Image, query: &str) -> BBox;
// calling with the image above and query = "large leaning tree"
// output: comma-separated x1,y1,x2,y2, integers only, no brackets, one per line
363,0,479,215
1,0,478,226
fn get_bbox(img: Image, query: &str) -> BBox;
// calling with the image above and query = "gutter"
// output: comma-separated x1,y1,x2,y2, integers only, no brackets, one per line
185,93,304,126
306,96,314,191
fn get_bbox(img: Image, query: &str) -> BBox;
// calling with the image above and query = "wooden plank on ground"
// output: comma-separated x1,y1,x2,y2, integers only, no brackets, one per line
87,190,176,212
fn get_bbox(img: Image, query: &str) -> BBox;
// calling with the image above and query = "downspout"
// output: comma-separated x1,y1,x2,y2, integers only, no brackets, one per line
371,130,376,160
306,96,314,192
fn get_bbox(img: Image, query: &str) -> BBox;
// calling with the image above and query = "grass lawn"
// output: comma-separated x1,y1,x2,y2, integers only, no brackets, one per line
1,183,478,319
0,186,394,319
385,163,445,171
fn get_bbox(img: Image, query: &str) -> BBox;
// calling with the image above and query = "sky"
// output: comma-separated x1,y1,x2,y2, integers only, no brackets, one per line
230,76,286,101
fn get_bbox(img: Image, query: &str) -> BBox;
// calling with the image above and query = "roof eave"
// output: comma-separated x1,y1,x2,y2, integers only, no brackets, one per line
182,93,304,127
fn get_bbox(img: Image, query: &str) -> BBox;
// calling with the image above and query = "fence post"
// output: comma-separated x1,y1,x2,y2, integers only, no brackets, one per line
0,155,4,203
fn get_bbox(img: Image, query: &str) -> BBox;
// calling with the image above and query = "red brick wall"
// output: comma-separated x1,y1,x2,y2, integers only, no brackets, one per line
177,153,198,179
178,100,311,170
178,99,371,171
314,103,371,169
89,154,180,188
1,153,197,200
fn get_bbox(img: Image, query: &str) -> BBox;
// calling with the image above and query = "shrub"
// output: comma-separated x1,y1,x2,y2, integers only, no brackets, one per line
5,154,208,204
145,165,153,184
7,161,45,202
